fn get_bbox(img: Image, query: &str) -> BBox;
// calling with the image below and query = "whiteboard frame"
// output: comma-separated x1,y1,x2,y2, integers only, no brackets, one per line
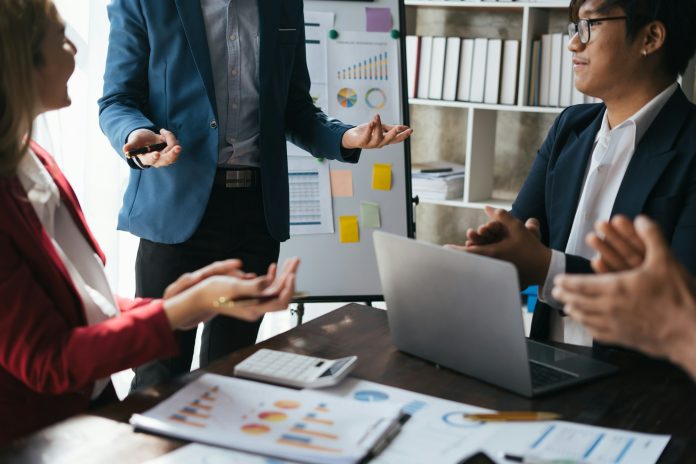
280,0,413,303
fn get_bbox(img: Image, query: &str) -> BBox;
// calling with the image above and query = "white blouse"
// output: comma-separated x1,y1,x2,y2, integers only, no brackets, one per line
17,150,120,398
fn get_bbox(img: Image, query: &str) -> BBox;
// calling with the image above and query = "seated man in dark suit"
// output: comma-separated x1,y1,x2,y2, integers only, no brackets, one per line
446,0,696,346
553,215,696,381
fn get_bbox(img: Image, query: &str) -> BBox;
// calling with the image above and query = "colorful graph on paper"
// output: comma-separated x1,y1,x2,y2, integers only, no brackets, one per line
365,88,387,109
336,88,358,108
130,374,403,464
337,52,389,81
327,32,401,126
319,378,497,464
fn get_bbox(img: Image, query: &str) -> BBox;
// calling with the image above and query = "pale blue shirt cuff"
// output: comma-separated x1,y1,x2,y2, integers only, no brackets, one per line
538,249,566,310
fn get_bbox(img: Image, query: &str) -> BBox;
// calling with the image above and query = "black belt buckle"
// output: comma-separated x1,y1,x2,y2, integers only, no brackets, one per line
216,169,259,188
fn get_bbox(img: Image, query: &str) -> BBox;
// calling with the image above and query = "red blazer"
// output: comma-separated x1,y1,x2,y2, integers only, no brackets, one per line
0,143,178,443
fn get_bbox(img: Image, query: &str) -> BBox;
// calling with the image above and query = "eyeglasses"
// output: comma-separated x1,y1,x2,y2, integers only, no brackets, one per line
567,16,627,44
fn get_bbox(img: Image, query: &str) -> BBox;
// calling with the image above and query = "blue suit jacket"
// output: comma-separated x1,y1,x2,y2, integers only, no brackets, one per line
98,0,360,243
512,87,696,340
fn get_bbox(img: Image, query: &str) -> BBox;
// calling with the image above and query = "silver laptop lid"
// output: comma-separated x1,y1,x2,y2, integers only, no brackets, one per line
373,231,533,396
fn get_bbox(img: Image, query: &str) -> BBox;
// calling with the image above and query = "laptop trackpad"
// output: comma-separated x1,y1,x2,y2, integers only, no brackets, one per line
527,339,577,365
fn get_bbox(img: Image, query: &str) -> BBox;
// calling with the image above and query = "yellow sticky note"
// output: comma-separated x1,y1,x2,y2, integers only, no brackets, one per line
372,163,392,191
339,216,359,243
330,170,353,197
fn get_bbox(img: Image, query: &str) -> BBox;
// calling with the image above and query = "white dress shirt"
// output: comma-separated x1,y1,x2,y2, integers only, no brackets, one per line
539,83,678,346
17,150,120,398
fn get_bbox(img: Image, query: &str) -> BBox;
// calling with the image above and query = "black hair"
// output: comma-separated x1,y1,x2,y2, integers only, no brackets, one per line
569,0,696,77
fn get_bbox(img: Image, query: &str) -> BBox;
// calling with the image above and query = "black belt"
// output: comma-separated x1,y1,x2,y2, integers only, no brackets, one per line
213,168,260,188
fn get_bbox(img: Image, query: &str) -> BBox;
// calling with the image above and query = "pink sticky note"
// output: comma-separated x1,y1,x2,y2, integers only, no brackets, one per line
366,7,392,33
330,170,353,197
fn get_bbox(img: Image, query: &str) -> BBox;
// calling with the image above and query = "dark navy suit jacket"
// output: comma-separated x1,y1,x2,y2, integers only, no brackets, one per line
511,87,696,340
98,0,360,243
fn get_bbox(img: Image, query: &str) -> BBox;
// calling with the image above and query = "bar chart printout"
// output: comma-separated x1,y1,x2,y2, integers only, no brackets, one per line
327,31,401,126
129,374,404,464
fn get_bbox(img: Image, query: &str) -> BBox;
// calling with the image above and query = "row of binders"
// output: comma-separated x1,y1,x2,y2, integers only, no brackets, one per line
529,33,600,107
406,34,601,108
407,36,520,105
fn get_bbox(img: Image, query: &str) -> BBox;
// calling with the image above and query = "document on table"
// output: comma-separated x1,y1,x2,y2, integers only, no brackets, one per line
321,378,498,463
480,421,670,464
130,374,404,464
321,379,670,464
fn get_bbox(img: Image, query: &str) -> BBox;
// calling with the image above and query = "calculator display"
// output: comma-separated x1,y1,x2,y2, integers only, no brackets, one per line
319,358,351,377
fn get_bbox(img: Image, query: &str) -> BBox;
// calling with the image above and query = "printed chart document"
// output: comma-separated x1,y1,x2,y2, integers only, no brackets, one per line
287,156,334,236
304,11,334,86
130,374,404,464
321,379,497,463
322,379,670,464
481,421,670,464
328,31,402,126
286,11,332,159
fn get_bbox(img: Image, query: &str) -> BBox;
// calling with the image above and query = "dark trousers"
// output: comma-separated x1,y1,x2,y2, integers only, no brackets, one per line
130,182,280,390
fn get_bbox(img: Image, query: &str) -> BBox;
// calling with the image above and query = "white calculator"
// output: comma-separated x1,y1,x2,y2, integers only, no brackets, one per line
233,349,358,388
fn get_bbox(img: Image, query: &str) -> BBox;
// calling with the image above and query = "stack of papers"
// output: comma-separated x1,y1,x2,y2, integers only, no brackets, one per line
411,161,466,201
320,378,671,464
141,376,671,464
130,374,404,464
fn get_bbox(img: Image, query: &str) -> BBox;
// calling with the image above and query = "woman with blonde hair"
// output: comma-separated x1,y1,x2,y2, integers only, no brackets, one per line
0,0,299,443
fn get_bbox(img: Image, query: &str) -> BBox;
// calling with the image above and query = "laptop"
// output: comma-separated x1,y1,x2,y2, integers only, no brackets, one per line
373,231,617,397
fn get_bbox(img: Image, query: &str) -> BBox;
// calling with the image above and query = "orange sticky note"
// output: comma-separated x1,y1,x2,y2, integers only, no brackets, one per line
339,216,359,243
330,170,353,197
372,163,392,190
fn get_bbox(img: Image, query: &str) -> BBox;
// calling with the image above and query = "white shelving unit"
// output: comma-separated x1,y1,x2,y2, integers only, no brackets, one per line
405,1,570,210
405,1,695,211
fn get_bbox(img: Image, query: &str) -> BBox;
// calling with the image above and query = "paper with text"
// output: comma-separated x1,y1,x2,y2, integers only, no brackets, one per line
130,374,403,464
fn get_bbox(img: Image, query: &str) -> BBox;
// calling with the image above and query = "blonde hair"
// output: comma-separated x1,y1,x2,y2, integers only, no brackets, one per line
0,0,53,177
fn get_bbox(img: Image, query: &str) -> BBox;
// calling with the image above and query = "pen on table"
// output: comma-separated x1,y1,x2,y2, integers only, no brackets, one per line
125,142,168,158
420,167,453,173
464,412,560,422
502,452,588,464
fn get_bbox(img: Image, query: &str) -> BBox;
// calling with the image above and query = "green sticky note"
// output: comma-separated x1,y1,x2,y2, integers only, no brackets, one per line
361,202,381,229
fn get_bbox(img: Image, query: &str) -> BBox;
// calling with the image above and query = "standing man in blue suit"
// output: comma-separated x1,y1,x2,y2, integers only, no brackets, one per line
447,0,696,346
98,0,412,390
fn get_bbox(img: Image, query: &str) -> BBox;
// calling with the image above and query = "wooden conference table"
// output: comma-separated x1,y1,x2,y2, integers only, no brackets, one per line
2,304,696,463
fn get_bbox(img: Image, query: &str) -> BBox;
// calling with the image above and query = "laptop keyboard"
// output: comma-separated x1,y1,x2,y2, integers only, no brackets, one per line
530,361,577,389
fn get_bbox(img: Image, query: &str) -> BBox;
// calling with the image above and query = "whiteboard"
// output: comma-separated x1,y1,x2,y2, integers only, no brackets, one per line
278,0,412,301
